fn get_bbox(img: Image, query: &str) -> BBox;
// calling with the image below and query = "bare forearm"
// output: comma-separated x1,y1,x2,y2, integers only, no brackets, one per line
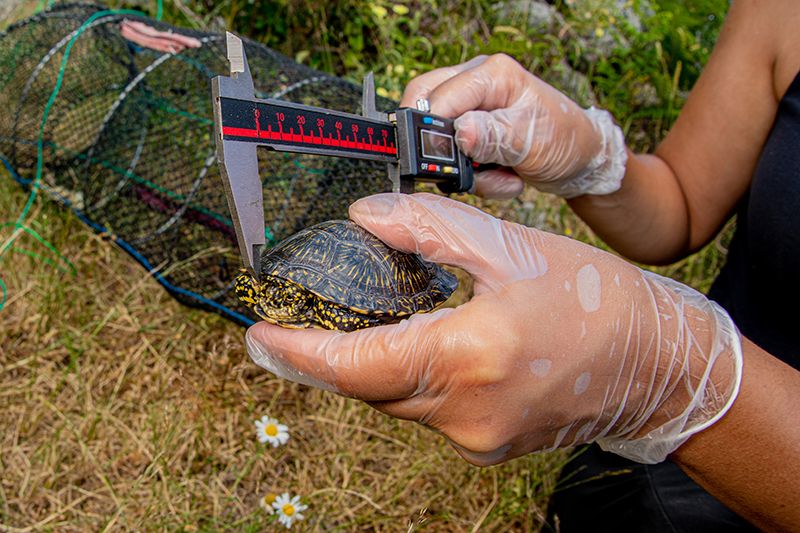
567,151,691,264
670,338,800,533
567,0,794,265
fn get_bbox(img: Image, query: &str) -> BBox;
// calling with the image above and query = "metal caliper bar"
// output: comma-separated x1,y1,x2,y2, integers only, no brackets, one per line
213,33,412,282
217,97,399,164
212,33,265,283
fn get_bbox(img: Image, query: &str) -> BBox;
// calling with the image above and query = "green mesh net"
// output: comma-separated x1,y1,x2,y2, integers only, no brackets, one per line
0,3,395,326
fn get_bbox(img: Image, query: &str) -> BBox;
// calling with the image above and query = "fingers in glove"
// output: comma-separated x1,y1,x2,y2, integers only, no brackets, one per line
473,168,525,199
349,193,550,290
420,54,550,118
246,310,454,401
400,55,489,108
454,105,551,168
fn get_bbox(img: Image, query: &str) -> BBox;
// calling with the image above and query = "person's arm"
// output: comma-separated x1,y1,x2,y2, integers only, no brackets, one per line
245,193,798,530
246,193,742,463
569,0,800,263
670,337,800,533
400,0,800,265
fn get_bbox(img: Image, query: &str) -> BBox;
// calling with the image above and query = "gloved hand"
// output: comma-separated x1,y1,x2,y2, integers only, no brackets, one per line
120,21,202,53
400,54,628,199
246,193,742,465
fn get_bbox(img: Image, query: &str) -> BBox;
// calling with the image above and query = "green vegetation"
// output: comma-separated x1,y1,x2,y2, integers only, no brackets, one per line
1,0,732,531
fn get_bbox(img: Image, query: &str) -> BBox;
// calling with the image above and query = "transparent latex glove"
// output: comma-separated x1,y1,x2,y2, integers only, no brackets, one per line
400,54,628,199
120,21,202,53
246,193,742,465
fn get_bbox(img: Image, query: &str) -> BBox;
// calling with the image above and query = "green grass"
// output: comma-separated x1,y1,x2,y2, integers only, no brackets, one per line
1,0,732,531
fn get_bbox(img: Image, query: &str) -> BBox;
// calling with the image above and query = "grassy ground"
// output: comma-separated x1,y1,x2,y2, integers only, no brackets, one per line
1,0,731,531
0,180,568,532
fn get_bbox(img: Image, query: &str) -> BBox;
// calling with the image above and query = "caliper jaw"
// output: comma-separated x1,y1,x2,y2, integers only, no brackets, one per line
361,72,414,194
212,32,265,284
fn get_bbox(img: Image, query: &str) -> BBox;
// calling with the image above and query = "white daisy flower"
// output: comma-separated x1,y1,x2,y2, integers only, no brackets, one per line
259,493,277,515
254,416,289,447
273,492,308,529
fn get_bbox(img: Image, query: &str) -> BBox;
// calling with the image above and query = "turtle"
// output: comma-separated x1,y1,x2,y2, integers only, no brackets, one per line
235,219,458,332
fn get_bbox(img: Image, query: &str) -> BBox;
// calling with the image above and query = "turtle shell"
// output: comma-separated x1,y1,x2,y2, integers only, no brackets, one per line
261,219,456,317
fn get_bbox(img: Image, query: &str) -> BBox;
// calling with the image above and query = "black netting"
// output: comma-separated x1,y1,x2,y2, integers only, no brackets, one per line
0,3,395,326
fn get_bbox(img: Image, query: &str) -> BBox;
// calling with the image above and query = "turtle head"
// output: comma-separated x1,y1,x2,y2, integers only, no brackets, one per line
235,271,314,326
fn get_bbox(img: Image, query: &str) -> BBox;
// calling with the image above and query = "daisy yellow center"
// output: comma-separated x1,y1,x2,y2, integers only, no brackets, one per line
265,494,276,505
265,424,278,437
282,504,295,516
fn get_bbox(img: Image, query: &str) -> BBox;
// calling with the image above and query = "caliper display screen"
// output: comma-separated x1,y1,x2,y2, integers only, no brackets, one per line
420,130,455,161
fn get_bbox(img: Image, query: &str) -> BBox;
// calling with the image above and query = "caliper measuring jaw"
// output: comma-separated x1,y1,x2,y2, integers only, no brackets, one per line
212,33,418,284
212,33,265,284
361,71,413,194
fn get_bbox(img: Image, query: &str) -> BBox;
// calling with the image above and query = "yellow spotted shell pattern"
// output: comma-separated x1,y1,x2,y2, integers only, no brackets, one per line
235,220,457,332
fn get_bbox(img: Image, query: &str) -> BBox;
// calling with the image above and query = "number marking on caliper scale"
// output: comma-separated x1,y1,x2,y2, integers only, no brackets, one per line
218,97,398,163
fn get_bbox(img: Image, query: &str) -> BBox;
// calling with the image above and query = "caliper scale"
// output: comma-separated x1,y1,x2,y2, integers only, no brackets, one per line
212,32,475,283
217,89,399,163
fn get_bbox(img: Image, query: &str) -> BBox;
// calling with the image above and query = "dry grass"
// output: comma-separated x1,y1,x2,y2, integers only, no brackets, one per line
0,172,569,532
0,141,728,533
0,1,731,530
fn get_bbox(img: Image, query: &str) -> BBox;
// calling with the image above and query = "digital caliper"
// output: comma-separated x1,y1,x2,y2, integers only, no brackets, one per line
212,32,477,283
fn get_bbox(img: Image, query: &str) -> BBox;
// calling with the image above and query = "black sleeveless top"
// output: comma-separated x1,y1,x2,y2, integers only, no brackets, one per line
708,69,800,368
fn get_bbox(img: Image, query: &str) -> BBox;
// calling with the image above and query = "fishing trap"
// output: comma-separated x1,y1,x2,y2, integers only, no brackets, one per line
0,3,395,326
